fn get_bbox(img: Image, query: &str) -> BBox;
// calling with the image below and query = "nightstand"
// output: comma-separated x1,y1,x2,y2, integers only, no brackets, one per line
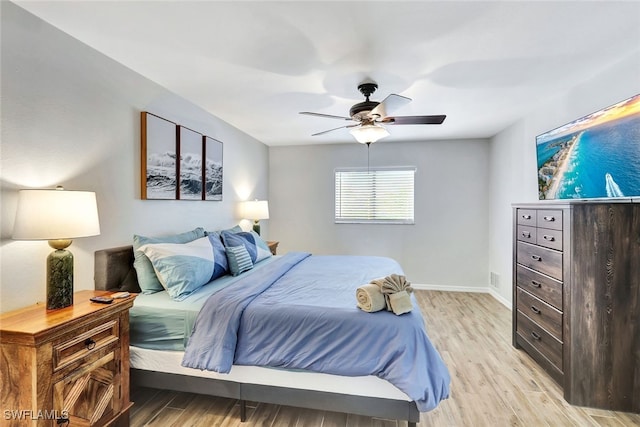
0,290,135,426
267,240,279,255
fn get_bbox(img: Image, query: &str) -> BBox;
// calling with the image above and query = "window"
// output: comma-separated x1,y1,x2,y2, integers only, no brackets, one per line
335,167,415,224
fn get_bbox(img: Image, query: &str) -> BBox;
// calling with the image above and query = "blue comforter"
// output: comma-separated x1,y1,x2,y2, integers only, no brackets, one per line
182,252,450,412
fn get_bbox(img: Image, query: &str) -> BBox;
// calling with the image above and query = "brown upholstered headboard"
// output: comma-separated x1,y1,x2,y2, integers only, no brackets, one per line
94,245,142,293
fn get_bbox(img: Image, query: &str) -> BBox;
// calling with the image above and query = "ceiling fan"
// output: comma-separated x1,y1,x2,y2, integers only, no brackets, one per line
300,82,446,144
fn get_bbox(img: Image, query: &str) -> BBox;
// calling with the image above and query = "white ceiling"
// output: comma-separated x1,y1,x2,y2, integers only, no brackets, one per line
14,0,640,146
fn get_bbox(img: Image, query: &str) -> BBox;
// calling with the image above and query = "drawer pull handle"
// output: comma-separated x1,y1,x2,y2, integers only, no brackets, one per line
531,255,542,262
84,338,96,350
531,280,542,288
543,235,555,241
522,214,532,220
530,306,541,314
543,216,555,222
530,331,541,341
522,232,531,238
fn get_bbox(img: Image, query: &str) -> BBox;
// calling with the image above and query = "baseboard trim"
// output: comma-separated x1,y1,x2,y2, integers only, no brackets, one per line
487,288,512,310
412,284,512,310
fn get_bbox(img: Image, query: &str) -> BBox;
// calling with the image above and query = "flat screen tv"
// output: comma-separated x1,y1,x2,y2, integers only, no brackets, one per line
536,93,640,200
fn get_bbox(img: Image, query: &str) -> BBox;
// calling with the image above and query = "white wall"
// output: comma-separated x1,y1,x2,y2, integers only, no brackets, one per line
488,51,640,305
0,2,269,312
269,139,490,288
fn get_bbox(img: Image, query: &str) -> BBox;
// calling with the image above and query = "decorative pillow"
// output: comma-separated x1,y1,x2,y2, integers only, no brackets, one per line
205,225,242,238
133,227,205,294
220,230,272,264
225,245,253,276
207,234,229,280
138,236,214,301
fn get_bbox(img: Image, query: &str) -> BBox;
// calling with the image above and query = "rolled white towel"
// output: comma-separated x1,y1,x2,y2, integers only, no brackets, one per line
388,290,413,315
370,277,392,311
356,284,387,312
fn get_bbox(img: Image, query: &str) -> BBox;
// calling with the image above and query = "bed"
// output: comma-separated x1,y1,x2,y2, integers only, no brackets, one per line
94,245,450,426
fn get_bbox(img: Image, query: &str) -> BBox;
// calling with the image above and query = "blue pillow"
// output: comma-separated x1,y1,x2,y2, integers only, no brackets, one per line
207,234,229,280
220,230,272,264
138,236,214,301
133,227,205,294
205,225,242,238
225,245,253,276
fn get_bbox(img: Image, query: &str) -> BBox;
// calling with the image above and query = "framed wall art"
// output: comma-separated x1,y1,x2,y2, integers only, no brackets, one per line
178,126,204,200
141,112,177,200
141,111,223,201
204,136,223,201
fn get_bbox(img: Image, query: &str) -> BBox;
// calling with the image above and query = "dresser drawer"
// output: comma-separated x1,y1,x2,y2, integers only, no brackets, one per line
53,319,119,372
536,227,563,251
517,311,563,370
517,288,562,339
517,209,537,226
517,225,536,244
517,242,563,281
516,265,562,310
537,209,563,230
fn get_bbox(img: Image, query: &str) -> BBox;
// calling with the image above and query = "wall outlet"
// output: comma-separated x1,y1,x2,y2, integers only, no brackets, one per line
490,272,500,289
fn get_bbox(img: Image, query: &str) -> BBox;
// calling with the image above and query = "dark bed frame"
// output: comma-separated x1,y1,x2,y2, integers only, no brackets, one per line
94,246,420,426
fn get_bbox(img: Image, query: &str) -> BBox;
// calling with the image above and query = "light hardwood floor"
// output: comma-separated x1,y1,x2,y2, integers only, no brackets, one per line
130,290,640,426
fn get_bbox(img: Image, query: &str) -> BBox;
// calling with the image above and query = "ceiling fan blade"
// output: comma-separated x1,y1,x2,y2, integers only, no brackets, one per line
380,115,446,125
300,111,354,121
369,94,411,119
312,124,360,136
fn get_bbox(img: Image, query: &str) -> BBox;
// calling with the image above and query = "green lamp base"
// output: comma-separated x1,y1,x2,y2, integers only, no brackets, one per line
46,246,74,310
252,220,261,235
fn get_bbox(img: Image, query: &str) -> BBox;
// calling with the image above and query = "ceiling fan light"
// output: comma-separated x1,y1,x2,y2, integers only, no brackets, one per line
349,123,390,144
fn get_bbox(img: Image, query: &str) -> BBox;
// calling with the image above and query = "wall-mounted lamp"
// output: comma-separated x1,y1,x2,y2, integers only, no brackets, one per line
240,200,269,235
12,187,101,310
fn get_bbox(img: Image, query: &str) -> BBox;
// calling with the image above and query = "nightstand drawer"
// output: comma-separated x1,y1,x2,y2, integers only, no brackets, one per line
517,242,563,280
53,319,119,372
517,288,562,339
517,311,563,370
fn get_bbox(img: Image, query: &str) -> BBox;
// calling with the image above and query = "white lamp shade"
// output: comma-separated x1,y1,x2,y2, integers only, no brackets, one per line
241,200,269,220
13,189,101,240
349,123,390,144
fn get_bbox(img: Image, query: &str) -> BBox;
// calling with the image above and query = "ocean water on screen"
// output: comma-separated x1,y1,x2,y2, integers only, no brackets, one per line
554,115,640,199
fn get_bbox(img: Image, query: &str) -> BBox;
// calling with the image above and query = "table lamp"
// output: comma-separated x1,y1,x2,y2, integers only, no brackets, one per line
241,200,269,235
13,187,101,310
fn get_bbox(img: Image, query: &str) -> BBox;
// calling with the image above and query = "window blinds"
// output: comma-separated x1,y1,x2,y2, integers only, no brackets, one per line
335,167,415,224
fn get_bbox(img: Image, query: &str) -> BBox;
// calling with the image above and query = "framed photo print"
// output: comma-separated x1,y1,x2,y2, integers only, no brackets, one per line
204,136,223,201
141,112,177,200
178,126,204,200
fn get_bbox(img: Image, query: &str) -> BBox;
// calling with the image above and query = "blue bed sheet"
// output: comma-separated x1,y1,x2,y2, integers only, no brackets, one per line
182,252,450,412
129,256,280,350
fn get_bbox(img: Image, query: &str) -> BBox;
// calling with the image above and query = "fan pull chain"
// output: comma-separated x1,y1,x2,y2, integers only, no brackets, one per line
366,142,371,172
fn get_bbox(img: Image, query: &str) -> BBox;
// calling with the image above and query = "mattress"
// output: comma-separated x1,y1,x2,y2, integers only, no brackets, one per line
130,346,411,401
130,256,279,350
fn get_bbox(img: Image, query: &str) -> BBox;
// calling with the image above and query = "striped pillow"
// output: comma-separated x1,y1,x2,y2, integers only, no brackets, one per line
226,245,253,276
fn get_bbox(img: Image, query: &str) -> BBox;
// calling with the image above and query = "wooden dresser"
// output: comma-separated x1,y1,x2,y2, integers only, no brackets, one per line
0,290,135,426
513,201,639,413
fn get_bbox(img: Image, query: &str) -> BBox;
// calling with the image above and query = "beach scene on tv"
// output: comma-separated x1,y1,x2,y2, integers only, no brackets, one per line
537,94,640,200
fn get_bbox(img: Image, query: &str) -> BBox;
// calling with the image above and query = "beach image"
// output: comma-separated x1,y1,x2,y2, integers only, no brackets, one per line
537,94,640,200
